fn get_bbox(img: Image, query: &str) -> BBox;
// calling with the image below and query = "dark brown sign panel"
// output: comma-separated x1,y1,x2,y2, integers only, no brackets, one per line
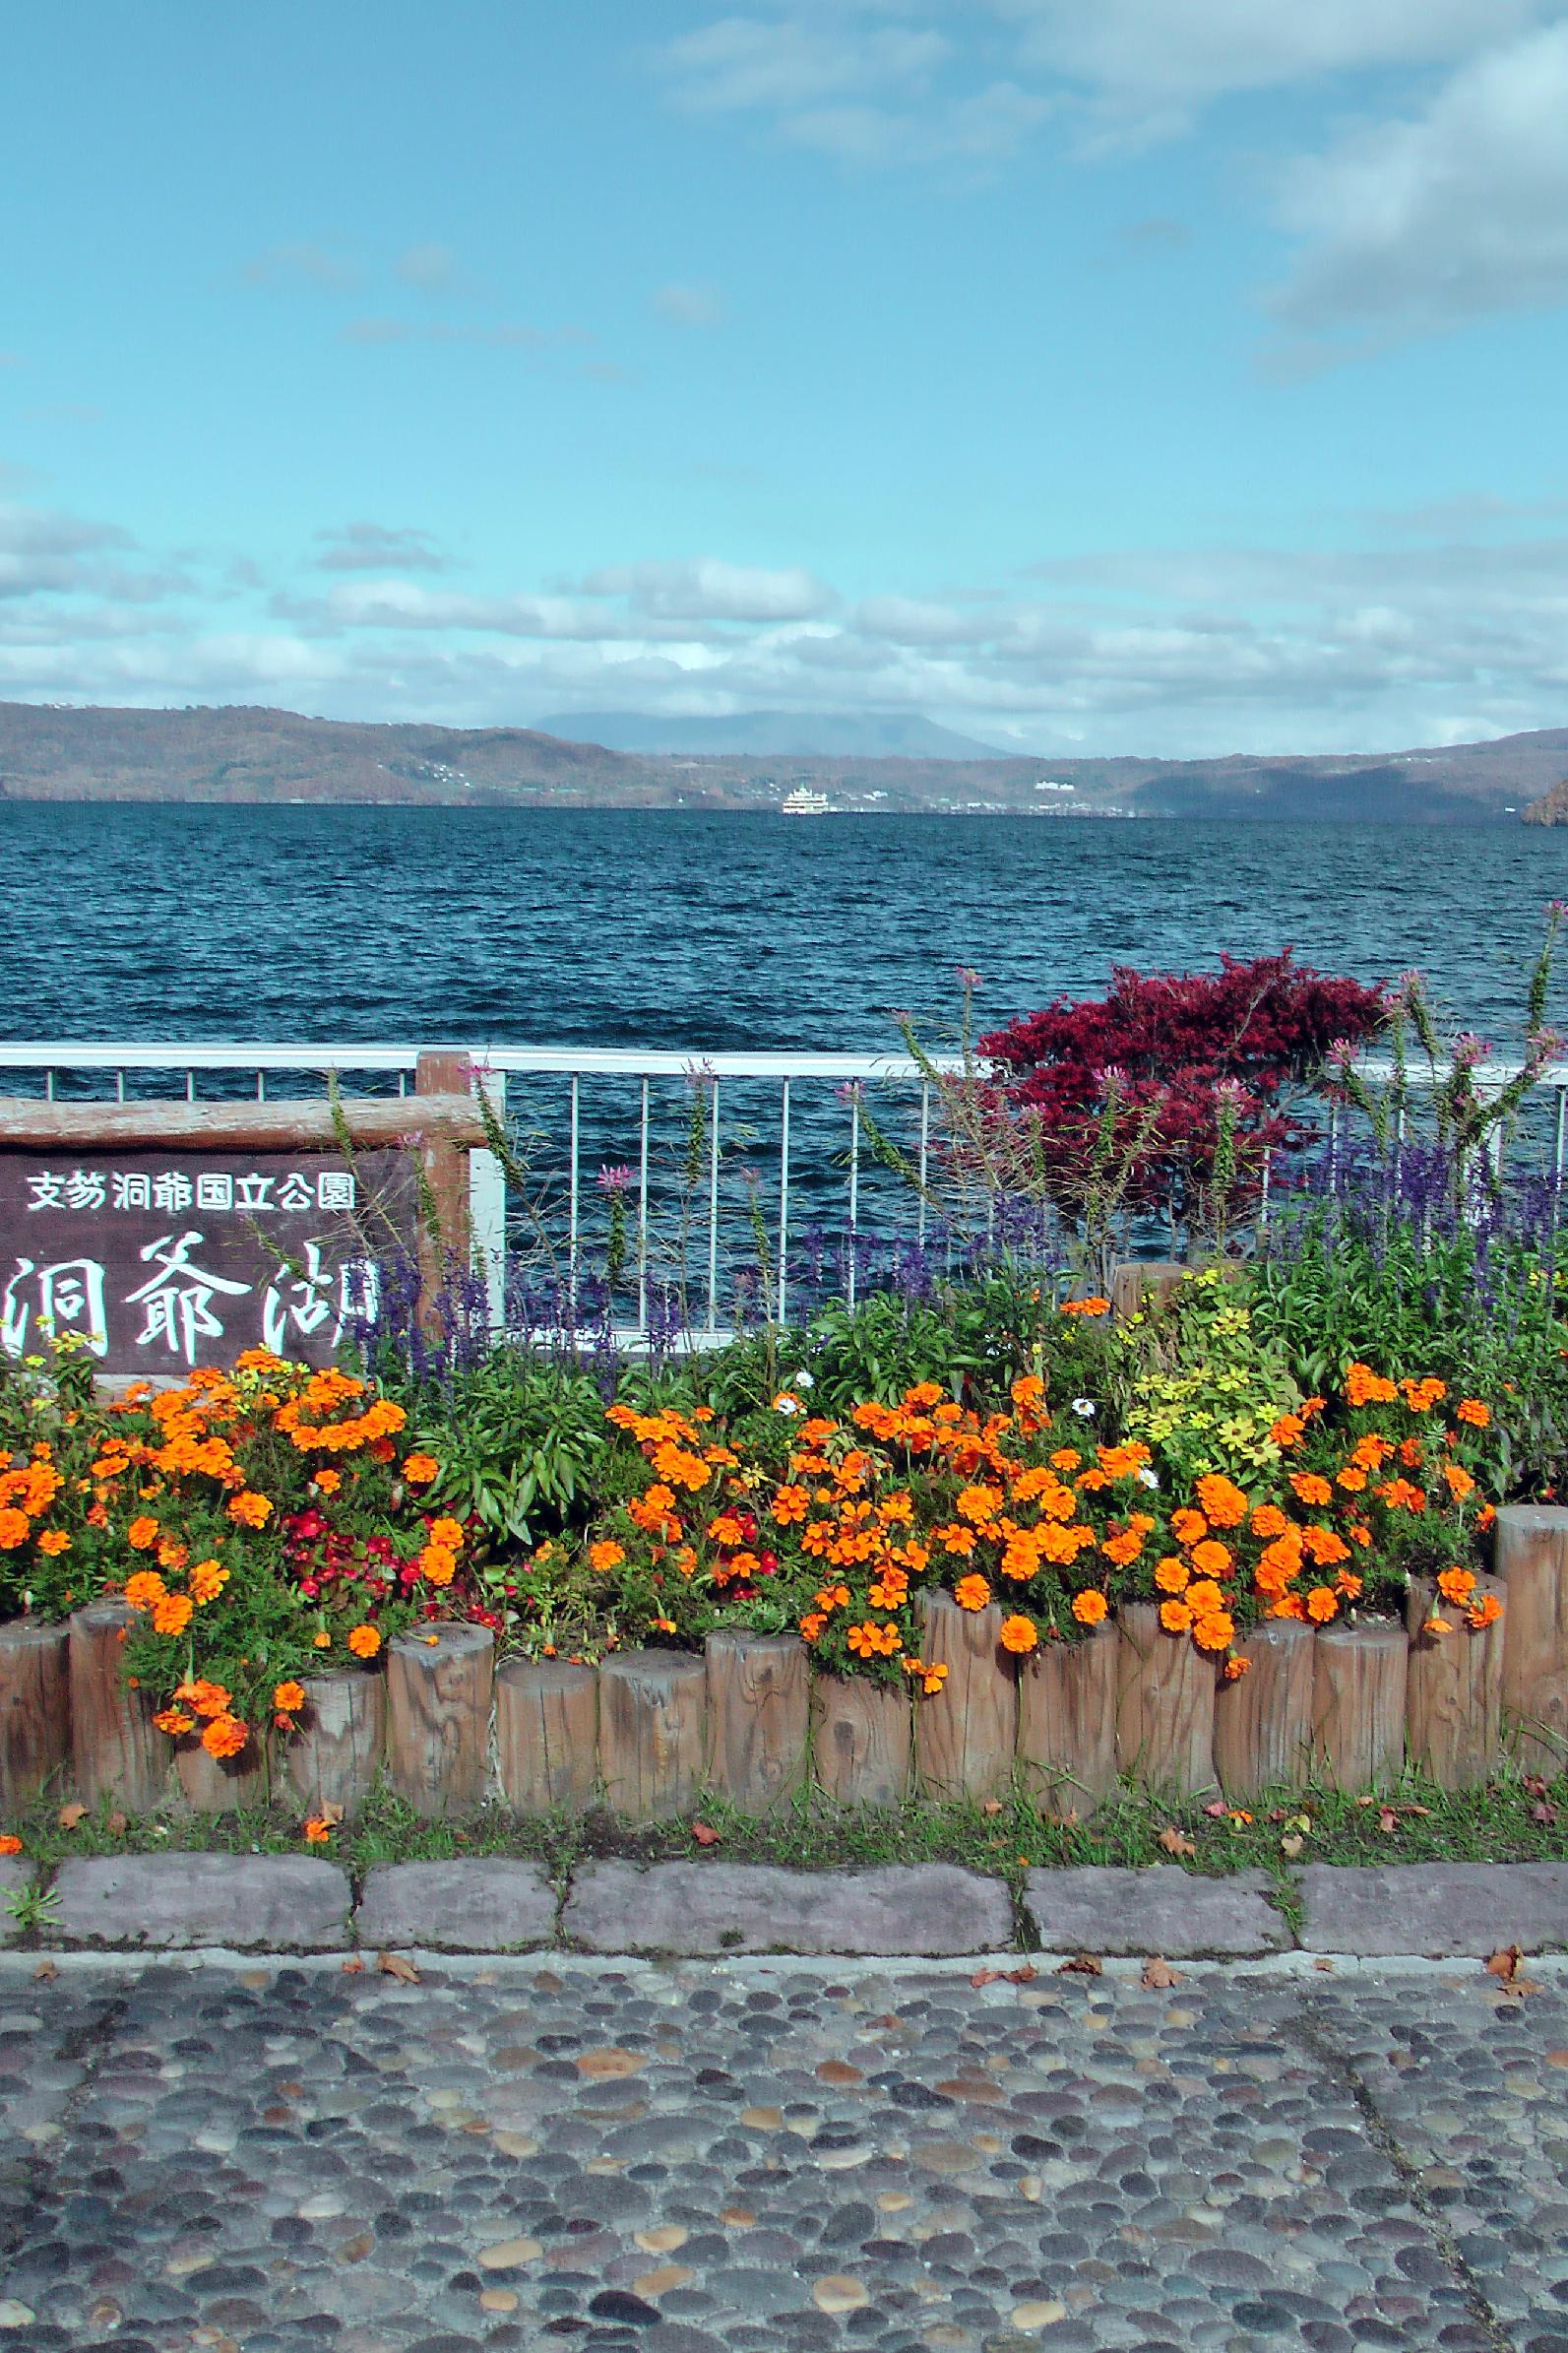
0,1149,419,1374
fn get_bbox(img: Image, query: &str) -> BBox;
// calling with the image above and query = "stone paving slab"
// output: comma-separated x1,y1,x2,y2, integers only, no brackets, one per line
563,1860,1014,1954
52,1853,352,1949
1024,1862,1288,1955
354,1858,556,1950
1301,1860,1568,1955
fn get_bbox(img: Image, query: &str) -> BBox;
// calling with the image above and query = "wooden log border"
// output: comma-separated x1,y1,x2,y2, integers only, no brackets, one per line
0,1506,1559,1819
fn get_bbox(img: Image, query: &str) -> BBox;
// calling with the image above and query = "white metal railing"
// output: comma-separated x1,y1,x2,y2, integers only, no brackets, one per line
0,1042,967,1339
4,1042,1565,1340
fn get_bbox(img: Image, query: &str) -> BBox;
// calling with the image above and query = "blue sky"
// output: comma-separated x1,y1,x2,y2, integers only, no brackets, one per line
4,0,1568,755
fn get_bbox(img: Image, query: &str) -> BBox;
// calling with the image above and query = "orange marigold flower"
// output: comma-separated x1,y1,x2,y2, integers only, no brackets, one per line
1376,1477,1426,1513
1467,1593,1503,1629
273,1681,306,1713
428,1515,466,1550
934,1522,978,1557
589,1539,626,1572
303,1816,332,1844
403,1452,439,1484
346,1623,381,1658
1423,1613,1453,1636
1335,1569,1364,1601
0,1834,24,1856
123,1569,166,1612
227,1491,273,1529
905,1380,944,1408
127,1515,159,1551
1250,1505,1288,1539
1305,1585,1339,1624
189,1558,228,1604
954,1572,992,1612
772,1485,808,1524
1101,1526,1144,1567
1270,1413,1305,1448
1346,1363,1398,1406
1195,1474,1247,1529
1072,1588,1108,1625
1456,1399,1490,1428
1192,1610,1235,1652
1170,1507,1208,1546
1302,1525,1350,1567
1437,1565,1477,1605
174,1677,231,1718
201,1714,249,1760
420,1544,457,1588
36,1529,72,1557
151,1594,194,1637
1289,1472,1333,1506
1443,1462,1476,1499
313,1468,342,1494
1336,1466,1367,1493
1185,1579,1225,1617
815,1584,851,1612
1190,1539,1232,1579
1050,1447,1082,1472
918,1661,949,1695
1000,1613,1038,1653
1223,1656,1251,1682
1154,1557,1190,1594
1160,1599,1194,1633
153,1707,194,1736
798,1612,827,1642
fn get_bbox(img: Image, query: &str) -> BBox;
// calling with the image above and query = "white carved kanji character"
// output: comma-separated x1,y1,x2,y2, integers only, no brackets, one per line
112,1172,152,1211
196,1174,234,1210
153,1171,194,1214
64,1170,107,1212
277,1171,314,1213
26,1172,66,1212
317,1171,356,1212
124,1231,251,1367
2,1256,109,1359
235,1174,276,1210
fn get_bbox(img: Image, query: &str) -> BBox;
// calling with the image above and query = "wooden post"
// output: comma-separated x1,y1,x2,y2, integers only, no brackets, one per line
1312,1620,1407,1792
598,1651,706,1819
1405,1577,1504,1788
1494,1504,1568,1775
68,1602,165,1812
1109,1260,1189,1321
914,1593,1017,1801
1214,1618,1315,1802
705,1633,809,1811
414,1049,474,1310
284,1670,387,1818
1115,1602,1217,1797
811,1673,911,1809
496,1657,597,1814
175,1736,266,1814
1017,1623,1118,1816
0,1621,69,1812
386,1622,494,1815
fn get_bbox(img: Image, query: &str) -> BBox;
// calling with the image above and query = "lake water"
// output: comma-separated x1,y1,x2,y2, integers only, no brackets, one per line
3,802,1567,1051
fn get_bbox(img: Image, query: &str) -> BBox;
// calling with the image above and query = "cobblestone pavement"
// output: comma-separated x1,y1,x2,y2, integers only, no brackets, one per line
2,1955,1567,2353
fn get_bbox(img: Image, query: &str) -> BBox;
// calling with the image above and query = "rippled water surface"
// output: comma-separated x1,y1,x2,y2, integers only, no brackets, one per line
5,803,1567,1049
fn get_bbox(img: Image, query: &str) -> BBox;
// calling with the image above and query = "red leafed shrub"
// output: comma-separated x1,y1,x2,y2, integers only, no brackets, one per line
978,952,1387,1223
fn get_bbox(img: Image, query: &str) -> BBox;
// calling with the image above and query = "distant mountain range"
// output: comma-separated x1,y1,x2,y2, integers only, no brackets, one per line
0,698,1565,823
534,708,1007,757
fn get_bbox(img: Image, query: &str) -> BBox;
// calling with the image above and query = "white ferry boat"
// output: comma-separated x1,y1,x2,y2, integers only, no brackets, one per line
780,786,831,817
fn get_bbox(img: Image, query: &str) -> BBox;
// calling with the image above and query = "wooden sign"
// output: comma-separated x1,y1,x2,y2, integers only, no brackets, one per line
0,1146,419,1373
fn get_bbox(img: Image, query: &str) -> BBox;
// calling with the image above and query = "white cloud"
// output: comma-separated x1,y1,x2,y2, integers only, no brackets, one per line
0,501,134,599
653,281,726,326
1272,20,1568,344
661,15,948,114
579,558,837,622
238,242,360,290
395,241,462,291
313,522,449,573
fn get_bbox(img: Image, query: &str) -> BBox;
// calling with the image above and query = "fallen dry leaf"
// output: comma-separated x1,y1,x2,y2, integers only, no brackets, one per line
32,1958,58,1983
1531,1800,1558,1826
377,1950,421,1983
1377,1808,1399,1834
1057,1951,1103,1976
980,1798,1004,1816
56,1802,87,1831
1141,1956,1180,1989
691,1820,722,1848
340,1956,366,1975
105,1812,127,1838
1280,1834,1305,1861
1486,1944,1524,1981
1312,1956,1336,1973
1158,1826,1198,1860
1202,1800,1229,1819
971,1964,1037,1989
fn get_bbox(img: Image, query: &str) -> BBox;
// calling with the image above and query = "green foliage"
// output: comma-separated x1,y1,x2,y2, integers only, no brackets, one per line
402,1348,615,1548
1117,1267,1299,1487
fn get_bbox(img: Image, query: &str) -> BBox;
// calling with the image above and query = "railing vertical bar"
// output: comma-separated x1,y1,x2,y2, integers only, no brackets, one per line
257,1071,267,1102
568,1073,581,1323
778,1077,790,1330
917,1081,930,1249
637,1076,650,1335
847,1092,859,1311
706,1079,721,1334
45,1069,55,1104
115,1069,126,1105
185,1070,196,1104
